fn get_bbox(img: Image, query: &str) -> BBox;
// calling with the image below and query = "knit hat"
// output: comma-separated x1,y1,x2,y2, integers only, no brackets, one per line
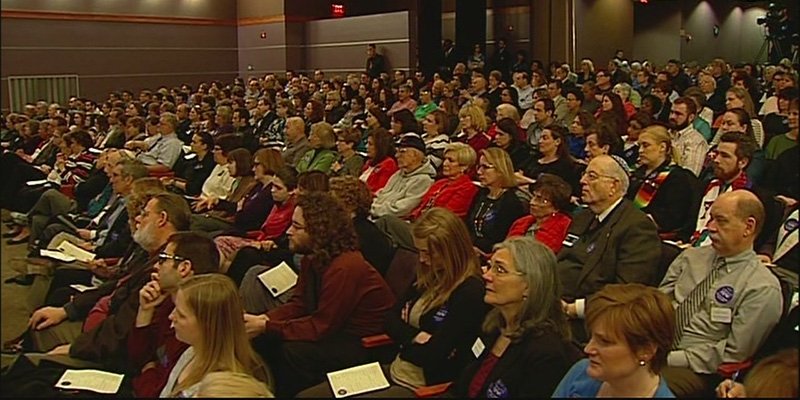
397,133,426,154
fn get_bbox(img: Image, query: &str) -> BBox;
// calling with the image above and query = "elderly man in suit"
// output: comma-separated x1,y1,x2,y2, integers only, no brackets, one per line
558,155,661,342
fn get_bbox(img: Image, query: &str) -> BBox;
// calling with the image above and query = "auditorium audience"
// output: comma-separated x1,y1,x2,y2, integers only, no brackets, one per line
2,53,798,400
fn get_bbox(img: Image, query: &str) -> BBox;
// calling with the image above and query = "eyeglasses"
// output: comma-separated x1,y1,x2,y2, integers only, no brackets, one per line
530,193,551,205
477,163,495,170
157,252,186,263
482,261,524,277
582,170,618,182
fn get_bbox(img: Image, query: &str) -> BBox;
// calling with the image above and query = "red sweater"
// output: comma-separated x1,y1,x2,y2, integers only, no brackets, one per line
257,196,296,241
266,251,395,341
127,297,189,398
409,174,479,220
506,212,572,253
362,157,398,194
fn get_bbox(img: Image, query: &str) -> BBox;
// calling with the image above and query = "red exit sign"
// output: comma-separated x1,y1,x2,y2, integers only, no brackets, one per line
332,3,345,17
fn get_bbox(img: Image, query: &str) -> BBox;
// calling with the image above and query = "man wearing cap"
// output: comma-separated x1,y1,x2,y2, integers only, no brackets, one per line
370,134,436,219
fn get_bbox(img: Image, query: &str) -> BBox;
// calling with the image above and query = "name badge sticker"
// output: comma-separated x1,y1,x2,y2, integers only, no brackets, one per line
710,306,733,324
562,233,579,248
587,242,596,253
471,337,485,358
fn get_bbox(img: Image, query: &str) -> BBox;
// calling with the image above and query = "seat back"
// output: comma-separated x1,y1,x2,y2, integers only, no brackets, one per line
656,241,683,286
383,247,419,299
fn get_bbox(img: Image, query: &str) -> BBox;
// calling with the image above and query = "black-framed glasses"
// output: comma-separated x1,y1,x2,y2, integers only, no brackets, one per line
157,252,187,263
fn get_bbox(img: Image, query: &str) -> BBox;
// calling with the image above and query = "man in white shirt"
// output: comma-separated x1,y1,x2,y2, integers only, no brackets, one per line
511,72,534,111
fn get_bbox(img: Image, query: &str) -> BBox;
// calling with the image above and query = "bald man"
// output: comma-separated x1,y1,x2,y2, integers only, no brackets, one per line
659,190,783,397
281,116,310,168
558,155,661,339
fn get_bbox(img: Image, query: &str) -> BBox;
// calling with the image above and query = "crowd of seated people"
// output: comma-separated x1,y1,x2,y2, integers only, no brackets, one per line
0,49,797,398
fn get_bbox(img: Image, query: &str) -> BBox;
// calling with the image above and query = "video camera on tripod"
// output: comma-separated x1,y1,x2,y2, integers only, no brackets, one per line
756,3,790,39
754,2,797,64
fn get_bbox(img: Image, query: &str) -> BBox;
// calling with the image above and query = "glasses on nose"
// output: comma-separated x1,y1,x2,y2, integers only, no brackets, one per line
481,262,524,277
157,252,187,264
477,163,495,171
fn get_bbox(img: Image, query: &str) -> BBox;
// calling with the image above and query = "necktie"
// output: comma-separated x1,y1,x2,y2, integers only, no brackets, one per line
672,257,726,349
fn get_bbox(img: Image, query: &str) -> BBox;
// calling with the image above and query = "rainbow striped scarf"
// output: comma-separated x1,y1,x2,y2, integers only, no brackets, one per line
633,166,673,209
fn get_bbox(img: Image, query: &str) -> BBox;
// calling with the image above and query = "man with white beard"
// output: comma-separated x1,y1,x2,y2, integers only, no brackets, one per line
23,193,190,371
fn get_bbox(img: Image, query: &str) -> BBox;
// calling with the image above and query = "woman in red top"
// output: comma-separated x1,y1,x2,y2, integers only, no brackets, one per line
215,167,298,285
409,142,478,220
359,127,398,194
506,173,573,253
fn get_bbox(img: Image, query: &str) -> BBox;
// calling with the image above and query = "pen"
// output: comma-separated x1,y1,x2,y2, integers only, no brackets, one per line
726,370,740,398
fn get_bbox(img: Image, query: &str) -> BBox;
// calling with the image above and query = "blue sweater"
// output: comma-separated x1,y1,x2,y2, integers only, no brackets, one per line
552,359,675,398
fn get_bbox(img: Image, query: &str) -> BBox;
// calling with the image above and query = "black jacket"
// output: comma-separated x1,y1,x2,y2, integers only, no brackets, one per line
385,276,489,385
452,329,583,398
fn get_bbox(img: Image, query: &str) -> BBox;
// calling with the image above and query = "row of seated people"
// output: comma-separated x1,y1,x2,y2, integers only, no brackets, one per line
0,64,796,396
1,182,796,397
1,137,792,396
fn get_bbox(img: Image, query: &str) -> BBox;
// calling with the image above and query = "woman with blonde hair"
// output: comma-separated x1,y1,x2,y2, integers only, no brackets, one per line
196,371,274,398
712,86,764,147
554,283,675,397
467,147,525,257
297,208,489,397
409,142,479,220
455,104,491,154
625,125,696,238
160,274,273,397
384,207,489,392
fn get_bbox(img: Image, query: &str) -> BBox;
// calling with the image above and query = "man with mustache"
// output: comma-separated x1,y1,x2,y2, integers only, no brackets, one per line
658,190,782,397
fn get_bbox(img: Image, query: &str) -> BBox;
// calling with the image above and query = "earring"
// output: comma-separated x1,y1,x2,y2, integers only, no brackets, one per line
639,360,646,366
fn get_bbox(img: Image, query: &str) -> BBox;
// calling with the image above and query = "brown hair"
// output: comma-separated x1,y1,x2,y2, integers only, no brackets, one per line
530,173,571,212
253,148,285,175
585,283,675,374
296,192,359,269
227,148,253,177
368,128,395,163
743,348,798,397
329,176,373,218
412,208,480,312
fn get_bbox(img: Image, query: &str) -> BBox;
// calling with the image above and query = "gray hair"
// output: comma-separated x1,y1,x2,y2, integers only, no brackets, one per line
613,83,632,101
483,237,571,342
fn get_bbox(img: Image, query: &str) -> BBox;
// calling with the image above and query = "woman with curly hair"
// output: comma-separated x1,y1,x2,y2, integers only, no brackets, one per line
329,175,394,275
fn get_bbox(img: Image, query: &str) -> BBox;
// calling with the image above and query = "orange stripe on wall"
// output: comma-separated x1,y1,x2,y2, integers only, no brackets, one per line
0,9,285,26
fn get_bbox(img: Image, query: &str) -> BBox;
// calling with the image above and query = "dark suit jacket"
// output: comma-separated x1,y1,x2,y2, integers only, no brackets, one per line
452,330,582,398
557,199,661,300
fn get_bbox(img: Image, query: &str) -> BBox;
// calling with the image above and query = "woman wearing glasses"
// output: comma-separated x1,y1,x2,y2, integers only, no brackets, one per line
507,174,573,253
466,148,525,258
449,237,581,398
